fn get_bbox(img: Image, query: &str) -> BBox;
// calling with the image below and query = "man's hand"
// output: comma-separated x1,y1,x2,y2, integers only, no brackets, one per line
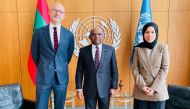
110,89,116,97
76,89,84,100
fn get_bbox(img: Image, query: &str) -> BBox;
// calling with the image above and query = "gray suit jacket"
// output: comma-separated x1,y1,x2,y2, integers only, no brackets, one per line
132,43,169,101
75,44,118,98
31,25,74,85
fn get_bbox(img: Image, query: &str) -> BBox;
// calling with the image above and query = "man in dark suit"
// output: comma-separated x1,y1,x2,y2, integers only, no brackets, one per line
75,27,118,109
31,2,74,109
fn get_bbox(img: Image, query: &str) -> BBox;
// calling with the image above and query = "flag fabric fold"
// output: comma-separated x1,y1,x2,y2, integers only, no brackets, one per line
130,0,152,65
28,0,50,84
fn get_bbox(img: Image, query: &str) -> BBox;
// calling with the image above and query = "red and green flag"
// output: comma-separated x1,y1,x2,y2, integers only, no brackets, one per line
28,0,50,84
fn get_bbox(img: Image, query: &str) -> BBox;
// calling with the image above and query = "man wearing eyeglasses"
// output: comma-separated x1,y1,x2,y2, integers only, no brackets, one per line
31,2,74,109
75,27,119,109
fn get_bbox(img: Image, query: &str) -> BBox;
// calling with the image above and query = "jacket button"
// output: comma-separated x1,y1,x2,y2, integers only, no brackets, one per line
144,78,146,80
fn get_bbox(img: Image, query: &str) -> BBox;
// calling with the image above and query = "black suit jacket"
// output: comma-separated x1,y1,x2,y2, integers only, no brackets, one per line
75,44,118,98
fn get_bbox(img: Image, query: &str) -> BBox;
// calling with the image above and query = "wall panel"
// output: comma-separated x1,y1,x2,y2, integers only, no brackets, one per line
58,0,93,12
168,12,190,86
0,0,189,106
0,0,17,12
18,12,36,100
170,0,190,11
94,0,131,12
17,0,36,12
131,0,169,11
0,13,20,84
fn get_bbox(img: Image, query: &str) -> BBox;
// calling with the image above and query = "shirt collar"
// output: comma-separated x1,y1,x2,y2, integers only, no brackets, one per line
92,43,102,48
49,22,61,29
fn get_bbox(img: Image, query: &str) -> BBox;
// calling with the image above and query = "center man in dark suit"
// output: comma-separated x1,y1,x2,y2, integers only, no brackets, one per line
75,27,119,109
31,3,74,109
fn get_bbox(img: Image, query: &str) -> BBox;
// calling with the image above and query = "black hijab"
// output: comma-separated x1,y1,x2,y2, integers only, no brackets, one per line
136,22,158,49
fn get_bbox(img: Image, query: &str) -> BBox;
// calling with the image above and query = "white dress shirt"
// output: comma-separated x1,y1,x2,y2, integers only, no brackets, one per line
49,23,61,47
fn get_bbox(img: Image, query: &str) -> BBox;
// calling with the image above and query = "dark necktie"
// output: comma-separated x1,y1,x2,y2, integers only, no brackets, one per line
53,27,58,52
95,46,100,69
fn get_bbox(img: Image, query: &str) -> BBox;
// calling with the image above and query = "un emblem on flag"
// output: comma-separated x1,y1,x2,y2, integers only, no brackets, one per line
70,16,121,57
135,13,152,45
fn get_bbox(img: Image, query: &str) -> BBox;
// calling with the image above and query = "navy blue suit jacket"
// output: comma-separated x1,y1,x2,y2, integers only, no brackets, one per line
75,44,118,98
31,25,74,85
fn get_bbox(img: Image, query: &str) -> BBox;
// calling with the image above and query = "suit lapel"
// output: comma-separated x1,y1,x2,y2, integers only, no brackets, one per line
150,44,159,64
98,44,106,70
56,27,64,53
87,45,96,70
139,48,152,73
43,25,54,51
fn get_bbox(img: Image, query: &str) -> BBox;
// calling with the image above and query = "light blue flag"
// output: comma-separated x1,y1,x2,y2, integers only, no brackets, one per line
130,0,152,65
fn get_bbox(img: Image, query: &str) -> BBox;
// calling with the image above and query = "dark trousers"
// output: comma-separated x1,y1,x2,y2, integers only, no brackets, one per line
36,74,68,109
134,99,165,109
84,92,110,109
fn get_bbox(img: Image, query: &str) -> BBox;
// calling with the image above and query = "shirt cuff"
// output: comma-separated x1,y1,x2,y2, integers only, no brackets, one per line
77,89,82,92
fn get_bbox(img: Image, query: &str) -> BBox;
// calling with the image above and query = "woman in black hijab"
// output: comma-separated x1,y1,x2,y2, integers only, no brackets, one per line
131,22,170,109
137,22,158,49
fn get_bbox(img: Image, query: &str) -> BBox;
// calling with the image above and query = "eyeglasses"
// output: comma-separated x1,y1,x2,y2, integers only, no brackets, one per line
51,9,64,14
90,33,104,37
